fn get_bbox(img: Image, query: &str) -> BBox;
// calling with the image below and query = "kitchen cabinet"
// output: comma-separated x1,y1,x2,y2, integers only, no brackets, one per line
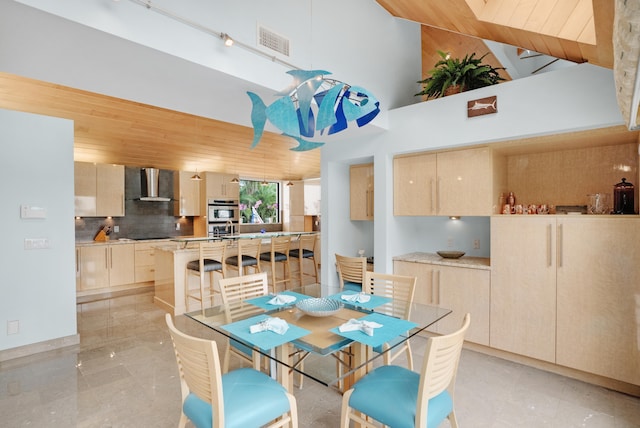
76,243,135,290
204,172,239,201
394,147,502,216
350,163,374,221
555,217,640,385
174,170,201,216
134,241,158,283
393,259,490,345
74,162,125,217
490,216,557,363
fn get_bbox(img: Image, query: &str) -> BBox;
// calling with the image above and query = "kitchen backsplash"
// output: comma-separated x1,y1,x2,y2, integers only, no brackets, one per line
75,167,194,242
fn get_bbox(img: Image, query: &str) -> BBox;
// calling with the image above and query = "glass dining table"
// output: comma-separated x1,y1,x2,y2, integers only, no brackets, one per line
184,282,451,392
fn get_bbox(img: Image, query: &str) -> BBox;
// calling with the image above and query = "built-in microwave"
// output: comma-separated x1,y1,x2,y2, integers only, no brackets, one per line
207,199,239,223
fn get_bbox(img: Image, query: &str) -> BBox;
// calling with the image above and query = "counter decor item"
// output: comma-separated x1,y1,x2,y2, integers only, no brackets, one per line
296,297,343,317
587,193,610,214
415,51,505,99
613,178,635,214
437,251,465,259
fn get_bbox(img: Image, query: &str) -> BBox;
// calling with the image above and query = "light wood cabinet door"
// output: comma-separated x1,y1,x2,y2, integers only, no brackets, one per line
174,171,201,216
490,216,557,363
134,242,157,283
108,243,135,286
436,147,493,216
205,172,239,199
350,163,374,221
437,265,490,345
289,181,305,216
74,162,97,216
96,164,125,217
556,217,640,385
78,245,110,290
394,260,437,333
394,153,437,215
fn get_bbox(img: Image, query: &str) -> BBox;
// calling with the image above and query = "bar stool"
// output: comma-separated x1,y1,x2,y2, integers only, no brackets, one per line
184,240,227,312
225,237,262,276
259,235,292,294
289,233,319,286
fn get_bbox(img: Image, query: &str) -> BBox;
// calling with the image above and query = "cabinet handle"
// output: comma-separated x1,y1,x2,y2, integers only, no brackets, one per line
430,179,436,214
557,223,563,268
436,177,441,214
546,224,552,267
105,248,109,269
436,270,441,305
76,249,80,273
430,270,435,304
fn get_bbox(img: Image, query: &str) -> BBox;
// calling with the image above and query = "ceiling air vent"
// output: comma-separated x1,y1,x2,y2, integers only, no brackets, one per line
258,25,290,57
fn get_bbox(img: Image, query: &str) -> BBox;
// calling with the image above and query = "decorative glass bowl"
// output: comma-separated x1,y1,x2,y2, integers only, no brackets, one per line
295,298,343,317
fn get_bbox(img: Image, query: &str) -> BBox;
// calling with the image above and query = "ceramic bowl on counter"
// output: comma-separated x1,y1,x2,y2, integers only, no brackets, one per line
436,251,466,259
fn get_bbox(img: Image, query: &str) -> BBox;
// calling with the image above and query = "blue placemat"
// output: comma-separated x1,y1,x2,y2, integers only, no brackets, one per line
221,314,311,351
327,291,392,310
330,312,418,348
245,291,312,310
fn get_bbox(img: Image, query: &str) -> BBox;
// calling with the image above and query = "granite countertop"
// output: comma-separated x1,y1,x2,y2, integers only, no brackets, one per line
393,252,490,270
75,238,173,247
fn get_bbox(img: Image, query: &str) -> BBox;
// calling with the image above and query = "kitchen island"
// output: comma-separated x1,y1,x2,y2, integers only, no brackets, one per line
154,232,317,315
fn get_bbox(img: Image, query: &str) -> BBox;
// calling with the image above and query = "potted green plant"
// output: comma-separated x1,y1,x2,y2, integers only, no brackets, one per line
415,50,506,99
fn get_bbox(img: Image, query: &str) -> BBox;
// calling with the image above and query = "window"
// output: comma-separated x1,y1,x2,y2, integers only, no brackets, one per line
239,180,280,224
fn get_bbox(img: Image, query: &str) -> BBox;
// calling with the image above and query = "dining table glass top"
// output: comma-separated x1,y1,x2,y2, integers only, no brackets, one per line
184,283,452,388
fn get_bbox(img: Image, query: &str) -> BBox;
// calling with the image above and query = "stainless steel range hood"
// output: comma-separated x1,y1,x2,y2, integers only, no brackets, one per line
139,168,171,201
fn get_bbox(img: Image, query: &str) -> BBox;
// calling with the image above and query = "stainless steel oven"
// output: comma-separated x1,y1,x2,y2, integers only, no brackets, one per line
207,199,239,236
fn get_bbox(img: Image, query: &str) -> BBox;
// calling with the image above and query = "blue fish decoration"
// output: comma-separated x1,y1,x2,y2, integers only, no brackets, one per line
247,70,380,151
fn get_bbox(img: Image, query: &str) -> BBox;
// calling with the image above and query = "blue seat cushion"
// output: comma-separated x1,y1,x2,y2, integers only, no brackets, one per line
343,281,362,292
348,365,453,428
259,251,288,262
183,368,291,428
225,255,258,267
289,248,314,258
186,259,223,272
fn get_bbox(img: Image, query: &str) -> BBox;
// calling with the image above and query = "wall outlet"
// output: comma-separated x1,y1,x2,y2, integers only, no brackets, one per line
175,222,180,231
7,320,19,335
473,239,480,249
113,225,119,233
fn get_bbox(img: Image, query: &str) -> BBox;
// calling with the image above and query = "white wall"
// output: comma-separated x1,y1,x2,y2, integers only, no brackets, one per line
0,109,77,353
321,63,626,282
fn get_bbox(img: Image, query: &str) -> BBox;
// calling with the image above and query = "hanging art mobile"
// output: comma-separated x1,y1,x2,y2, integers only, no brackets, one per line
247,70,380,151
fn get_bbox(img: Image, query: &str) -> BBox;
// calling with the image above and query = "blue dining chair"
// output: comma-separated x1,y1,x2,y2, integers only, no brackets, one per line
165,313,298,428
340,313,471,428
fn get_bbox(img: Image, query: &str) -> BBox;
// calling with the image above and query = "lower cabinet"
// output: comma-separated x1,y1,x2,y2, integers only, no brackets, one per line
393,260,490,346
76,243,135,290
134,242,157,283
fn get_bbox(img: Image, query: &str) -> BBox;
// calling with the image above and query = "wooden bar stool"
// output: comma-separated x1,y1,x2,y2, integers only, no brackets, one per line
184,240,227,312
289,233,319,286
225,237,262,276
259,235,292,294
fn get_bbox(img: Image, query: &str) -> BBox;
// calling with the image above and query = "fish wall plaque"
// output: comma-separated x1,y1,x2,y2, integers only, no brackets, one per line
467,95,497,117
247,70,380,151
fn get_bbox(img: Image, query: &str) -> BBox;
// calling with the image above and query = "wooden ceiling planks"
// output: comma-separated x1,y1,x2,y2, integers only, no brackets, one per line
376,0,613,68
0,72,320,180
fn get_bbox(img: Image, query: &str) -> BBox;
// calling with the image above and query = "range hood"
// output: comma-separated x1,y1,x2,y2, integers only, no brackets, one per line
139,168,171,202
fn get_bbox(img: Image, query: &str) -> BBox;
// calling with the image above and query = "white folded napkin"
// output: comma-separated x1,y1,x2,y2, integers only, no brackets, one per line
267,294,296,305
341,293,371,304
338,318,383,336
249,317,290,335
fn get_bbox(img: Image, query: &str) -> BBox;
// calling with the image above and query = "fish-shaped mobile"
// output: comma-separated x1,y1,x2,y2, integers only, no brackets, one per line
247,70,380,151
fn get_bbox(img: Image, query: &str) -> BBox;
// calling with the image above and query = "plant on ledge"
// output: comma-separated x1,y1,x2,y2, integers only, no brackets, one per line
415,50,506,99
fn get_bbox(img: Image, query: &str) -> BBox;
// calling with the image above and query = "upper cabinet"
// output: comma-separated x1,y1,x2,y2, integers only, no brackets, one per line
290,179,321,216
174,170,200,216
394,147,504,217
204,172,239,201
350,163,374,221
74,162,125,217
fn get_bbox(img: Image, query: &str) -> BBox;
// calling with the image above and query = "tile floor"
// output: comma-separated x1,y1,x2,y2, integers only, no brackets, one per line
1,291,639,427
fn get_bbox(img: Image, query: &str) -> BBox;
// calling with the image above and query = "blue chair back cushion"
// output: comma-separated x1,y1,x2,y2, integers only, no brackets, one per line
348,365,453,428
183,368,291,428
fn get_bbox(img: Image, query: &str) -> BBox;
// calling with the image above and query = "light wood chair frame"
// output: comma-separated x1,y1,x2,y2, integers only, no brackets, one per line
340,313,471,428
260,235,292,294
226,237,262,276
218,272,269,373
362,271,417,369
335,253,367,289
165,314,298,428
184,240,227,312
289,233,319,287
